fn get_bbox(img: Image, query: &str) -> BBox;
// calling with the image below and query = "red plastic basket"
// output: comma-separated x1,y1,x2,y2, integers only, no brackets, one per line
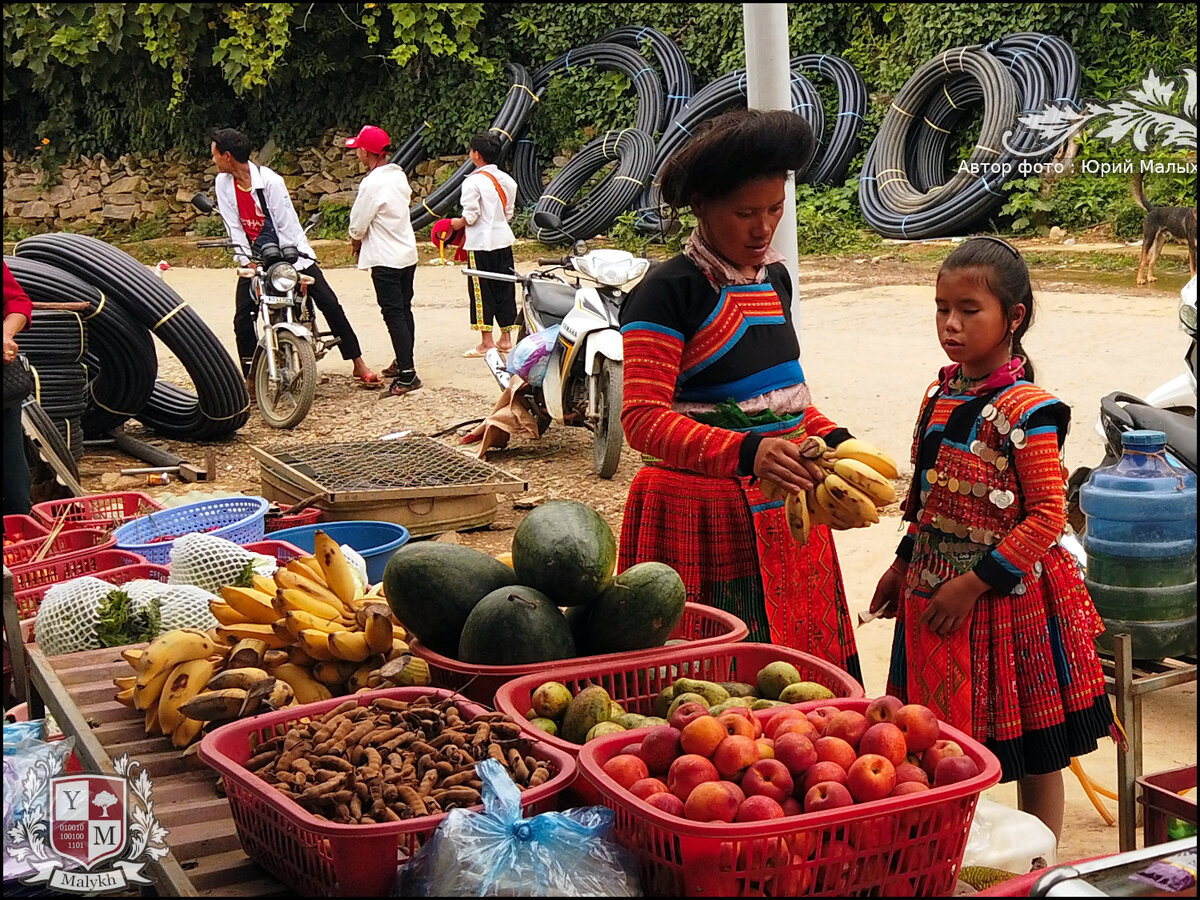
264,504,323,533
241,539,307,566
4,528,116,571
1137,764,1196,846
197,686,577,897
577,697,1001,898
12,551,154,619
3,514,50,543
31,491,165,532
411,602,751,705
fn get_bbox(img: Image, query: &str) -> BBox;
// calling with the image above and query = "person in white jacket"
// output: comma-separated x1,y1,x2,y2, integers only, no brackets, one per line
449,132,519,358
346,125,422,397
209,128,379,390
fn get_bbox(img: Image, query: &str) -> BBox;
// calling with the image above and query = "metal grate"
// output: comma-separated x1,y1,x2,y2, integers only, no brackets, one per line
261,436,520,492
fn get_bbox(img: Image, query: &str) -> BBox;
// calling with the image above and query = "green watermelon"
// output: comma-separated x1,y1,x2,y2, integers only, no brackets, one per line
382,543,518,656
457,585,577,665
511,500,617,606
586,561,687,653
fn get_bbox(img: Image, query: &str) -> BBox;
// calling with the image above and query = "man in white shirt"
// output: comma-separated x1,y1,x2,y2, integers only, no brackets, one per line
209,128,379,389
346,125,422,397
449,132,519,358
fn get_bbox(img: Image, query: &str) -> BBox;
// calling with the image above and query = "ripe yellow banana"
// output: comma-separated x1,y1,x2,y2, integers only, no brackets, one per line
327,629,373,663
271,663,334,705
784,490,811,545
262,649,290,669
206,667,273,691
215,623,292,650
388,638,411,659
823,473,880,525
286,643,317,668
314,530,359,606
274,569,351,616
815,482,863,530
227,638,268,670
136,629,216,691
113,674,136,691
296,628,336,662
312,660,358,686
219,586,279,625
210,601,247,627
179,688,252,722
833,457,897,506
805,485,833,528
158,659,218,735
834,438,900,480
287,556,328,583
285,609,347,639
134,672,170,710
347,662,378,693
363,609,394,654
264,680,294,710
144,704,161,735
273,586,343,622
121,647,143,669
114,686,136,707
171,717,206,749
251,573,279,595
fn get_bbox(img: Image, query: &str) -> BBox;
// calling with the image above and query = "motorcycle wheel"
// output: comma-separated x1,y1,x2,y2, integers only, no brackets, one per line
593,359,624,479
253,331,317,429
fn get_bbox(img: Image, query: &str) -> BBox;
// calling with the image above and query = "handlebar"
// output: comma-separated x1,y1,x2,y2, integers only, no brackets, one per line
196,239,237,249
538,258,568,267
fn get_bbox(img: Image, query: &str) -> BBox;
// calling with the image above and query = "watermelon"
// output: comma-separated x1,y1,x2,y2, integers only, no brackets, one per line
457,585,577,665
586,561,687,653
511,500,617,606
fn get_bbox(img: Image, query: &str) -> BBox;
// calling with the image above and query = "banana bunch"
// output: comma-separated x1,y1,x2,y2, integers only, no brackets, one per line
112,531,429,751
768,437,900,546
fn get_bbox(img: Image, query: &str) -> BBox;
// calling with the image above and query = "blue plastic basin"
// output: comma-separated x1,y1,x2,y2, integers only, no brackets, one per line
268,521,410,584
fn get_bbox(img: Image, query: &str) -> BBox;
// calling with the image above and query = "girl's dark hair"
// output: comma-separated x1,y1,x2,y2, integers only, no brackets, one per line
939,236,1038,381
658,108,816,210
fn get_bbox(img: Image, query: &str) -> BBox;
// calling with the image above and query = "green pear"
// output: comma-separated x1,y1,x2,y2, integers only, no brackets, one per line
756,661,803,701
778,681,836,704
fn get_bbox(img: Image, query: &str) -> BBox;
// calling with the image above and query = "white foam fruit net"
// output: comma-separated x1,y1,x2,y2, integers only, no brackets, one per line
124,580,219,633
168,532,276,593
34,577,118,657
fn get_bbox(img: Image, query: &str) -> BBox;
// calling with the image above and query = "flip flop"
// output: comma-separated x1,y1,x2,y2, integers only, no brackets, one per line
462,347,489,358
353,373,384,389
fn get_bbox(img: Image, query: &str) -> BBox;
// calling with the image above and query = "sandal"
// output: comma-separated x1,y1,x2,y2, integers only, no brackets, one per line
353,372,384,389
462,347,490,359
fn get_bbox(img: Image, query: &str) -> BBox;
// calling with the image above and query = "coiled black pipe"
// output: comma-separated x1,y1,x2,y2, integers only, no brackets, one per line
600,26,695,133
389,119,433,172
408,63,538,231
4,255,158,437
18,310,85,362
15,233,250,440
531,129,657,243
22,397,80,482
791,54,869,186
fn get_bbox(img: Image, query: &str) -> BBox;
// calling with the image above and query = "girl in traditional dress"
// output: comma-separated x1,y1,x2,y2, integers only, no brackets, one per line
869,236,1114,840
618,109,862,684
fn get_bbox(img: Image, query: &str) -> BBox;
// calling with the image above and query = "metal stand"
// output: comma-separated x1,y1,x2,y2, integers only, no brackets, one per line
1101,632,1198,852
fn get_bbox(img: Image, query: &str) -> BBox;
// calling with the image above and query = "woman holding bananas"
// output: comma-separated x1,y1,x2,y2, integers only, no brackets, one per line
618,109,864,683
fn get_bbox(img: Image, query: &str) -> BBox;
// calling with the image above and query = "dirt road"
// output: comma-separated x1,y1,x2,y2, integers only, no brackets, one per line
88,247,1195,865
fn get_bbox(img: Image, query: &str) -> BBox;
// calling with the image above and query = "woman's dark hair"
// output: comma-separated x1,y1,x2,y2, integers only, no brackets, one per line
658,108,816,210
938,236,1037,381
209,128,253,163
469,131,504,164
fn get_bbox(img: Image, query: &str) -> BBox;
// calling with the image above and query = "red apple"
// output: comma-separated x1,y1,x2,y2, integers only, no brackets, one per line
717,711,757,740
815,838,855,893
735,794,787,822
920,739,964,780
684,780,743,822
826,710,869,750
848,815,898,850
722,707,763,738
813,735,857,772
806,706,839,736
859,722,908,767
638,726,682,775
712,734,760,779
629,777,669,800
772,714,820,742
804,780,854,813
680,715,727,758
669,701,713,732
740,758,794,805
667,753,719,801
755,737,775,759
801,760,848,794
846,753,897,803
890,781,930,797
602,753,650,791
645,791,685,817
933,754,979,787
894,762,929,787
864,695,904,726
763,709,808,740
773,732,817,779
619,742,642,756
781,797,803,817
894,703,940,753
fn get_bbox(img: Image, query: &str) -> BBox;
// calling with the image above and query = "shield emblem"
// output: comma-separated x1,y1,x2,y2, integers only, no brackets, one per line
49,775,128,870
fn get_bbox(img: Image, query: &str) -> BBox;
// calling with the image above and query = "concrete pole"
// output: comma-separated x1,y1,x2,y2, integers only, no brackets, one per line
743,3,801,337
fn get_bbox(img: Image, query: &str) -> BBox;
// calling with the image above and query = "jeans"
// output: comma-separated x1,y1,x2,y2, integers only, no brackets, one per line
371,265,418,372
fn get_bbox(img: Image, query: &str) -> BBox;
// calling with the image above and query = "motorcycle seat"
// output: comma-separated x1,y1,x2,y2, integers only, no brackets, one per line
526,280,576,328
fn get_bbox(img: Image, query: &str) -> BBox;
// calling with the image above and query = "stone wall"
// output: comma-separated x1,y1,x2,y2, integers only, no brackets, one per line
3,128,468,236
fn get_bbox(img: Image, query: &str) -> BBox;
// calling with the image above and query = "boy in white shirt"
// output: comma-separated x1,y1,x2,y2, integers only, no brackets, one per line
346,125,422,396
449,133,519,358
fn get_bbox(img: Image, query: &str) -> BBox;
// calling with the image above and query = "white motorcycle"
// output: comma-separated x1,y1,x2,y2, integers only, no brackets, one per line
463,226,650,478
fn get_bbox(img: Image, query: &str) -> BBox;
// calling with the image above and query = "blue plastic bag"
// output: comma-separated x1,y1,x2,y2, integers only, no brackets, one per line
505,327,559,387
394,758,641,896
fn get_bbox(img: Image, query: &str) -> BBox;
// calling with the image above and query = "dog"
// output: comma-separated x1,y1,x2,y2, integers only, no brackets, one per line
1132,170,1197,285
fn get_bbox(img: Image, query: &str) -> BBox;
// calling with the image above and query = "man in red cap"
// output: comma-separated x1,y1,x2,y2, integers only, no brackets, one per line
346,124,422,396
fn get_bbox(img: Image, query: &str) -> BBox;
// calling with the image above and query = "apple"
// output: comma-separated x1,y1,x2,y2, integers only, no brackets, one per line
629,777,670,800
846,753,897,803
684,780,743,822
755,737,775,759
638,726,683,775
781,796,803,817
712,734,760,779
667,754,720,801
772,714,819,741
619,742,642,756
764,710,809,740
680,715,727,758
859,722,908,767
934,754,979,787
717,711,757,740
645,791,685,817
774,732,818,779
735,794,786,822
864,695,904,726
848,815,898,850
813,735,857,772
894,762,929,787
894,703,940,753
723,706,764,738
815,838,855,893
602,753,650,790
801,760,848,794
740,758,794,805
920,739,964,780
826,710,869,750
669,701,714,732
804,780,854,813
890,781,930,797
806,707,839,736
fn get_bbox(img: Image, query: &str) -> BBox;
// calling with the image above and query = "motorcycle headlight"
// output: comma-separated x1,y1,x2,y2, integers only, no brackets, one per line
268,262,299,293
1179,301,1197,335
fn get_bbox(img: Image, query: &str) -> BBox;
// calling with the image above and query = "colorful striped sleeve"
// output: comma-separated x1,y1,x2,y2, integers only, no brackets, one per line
802,402,850,447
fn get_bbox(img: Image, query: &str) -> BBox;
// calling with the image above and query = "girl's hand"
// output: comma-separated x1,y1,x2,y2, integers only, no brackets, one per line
920,572,987,637
869,560,907,619
754,437,820,494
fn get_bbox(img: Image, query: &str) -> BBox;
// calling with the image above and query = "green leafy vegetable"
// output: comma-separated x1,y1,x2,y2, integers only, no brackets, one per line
94,590,161,648
231,560,259,589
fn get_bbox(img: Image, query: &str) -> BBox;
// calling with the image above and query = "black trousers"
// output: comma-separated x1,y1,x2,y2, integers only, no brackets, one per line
3,403,32,515
370,265,417,372
467,247,518,332
234,262,362,376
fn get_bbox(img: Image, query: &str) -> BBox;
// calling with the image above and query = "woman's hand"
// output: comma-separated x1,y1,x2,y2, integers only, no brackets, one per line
754,437,824,495
3,330,18,362
869,560,907,619
919,571,987,637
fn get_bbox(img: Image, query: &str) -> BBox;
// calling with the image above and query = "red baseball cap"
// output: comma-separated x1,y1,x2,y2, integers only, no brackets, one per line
346,125,390,154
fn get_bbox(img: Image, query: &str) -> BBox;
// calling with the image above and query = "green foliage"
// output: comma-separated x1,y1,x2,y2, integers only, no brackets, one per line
312,203,351,240
794,181,881,255
607,209,695,256
127,213,170,241
192,215,227,237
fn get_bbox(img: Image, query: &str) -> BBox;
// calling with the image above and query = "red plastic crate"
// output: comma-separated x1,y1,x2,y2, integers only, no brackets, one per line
264,504,323,533
31,491,164,532
411,602,751,705
577,697,1001,898
241,539,307,566
13,552,156,619
4,528,116,571
197,686,577,897
3,514,50,543
1138,764,1196,846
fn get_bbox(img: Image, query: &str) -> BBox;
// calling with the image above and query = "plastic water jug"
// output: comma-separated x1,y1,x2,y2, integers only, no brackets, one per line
1080,430,1197,660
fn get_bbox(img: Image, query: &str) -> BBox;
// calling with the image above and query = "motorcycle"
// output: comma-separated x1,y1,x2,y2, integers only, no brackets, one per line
463,217,650,478
191,193,336,429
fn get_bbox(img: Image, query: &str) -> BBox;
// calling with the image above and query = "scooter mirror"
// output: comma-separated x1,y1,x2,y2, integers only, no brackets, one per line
531,210,564,233
191,192,215,214
572,240,589,256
